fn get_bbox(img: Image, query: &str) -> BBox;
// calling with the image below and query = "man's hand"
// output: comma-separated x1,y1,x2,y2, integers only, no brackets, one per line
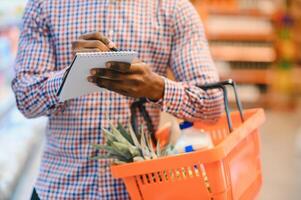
71,32,115,55
87,62,165,101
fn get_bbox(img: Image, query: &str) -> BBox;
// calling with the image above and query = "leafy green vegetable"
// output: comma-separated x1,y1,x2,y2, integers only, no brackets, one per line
117,122,134,145
92,123,175,164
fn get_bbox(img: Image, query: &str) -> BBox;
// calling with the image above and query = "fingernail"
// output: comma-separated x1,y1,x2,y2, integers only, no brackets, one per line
91,69,97,75
87,77,93,82
107,41,116,49
106,62,111,68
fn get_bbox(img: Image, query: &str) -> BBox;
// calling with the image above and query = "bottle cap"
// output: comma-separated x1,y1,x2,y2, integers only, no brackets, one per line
184,145,194,153
179,121,193,130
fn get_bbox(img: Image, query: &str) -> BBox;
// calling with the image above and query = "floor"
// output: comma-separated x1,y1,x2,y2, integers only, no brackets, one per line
10,139,44,200
259,109,301,200
10,109,301,200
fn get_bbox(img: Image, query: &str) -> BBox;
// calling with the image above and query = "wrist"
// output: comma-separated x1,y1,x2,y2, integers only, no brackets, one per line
149,74,165,101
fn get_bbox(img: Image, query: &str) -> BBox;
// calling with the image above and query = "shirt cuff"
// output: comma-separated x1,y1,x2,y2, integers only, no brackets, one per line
43,69,66,107
161,77,186,114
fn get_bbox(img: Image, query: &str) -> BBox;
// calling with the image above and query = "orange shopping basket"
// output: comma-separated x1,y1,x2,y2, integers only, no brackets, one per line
111,80,266,200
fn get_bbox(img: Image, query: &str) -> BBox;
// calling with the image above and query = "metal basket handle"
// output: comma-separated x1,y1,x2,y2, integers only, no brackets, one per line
197,79,245,132
130,98,156,142
130,79,244,142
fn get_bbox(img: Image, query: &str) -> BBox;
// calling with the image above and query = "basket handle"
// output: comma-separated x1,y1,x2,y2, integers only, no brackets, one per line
130,98,156,142
197,79,245,132
130,79,244,140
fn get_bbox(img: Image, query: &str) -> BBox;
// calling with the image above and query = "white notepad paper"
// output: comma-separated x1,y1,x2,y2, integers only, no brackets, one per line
57,51,138,102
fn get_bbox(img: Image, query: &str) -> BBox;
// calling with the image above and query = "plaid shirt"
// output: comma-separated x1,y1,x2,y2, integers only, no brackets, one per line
12,0,222,199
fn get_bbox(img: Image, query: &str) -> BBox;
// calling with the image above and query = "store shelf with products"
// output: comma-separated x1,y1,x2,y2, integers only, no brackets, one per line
210,44,276,62
216,60,273,83
207,32,275,42
0,1,26,108
191,0,278,108
0,1,26,22
206,14,275,42
227,84,270,108
292,67,301,86
0,87,15,121
194,0,277,16
290,0,301,65
0,108,46,199
0,1,48,199
0,1,24,122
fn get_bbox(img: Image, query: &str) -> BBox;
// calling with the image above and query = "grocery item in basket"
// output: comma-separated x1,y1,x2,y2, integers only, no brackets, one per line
91,123,175,164
155,122,171,148
174,121,213,153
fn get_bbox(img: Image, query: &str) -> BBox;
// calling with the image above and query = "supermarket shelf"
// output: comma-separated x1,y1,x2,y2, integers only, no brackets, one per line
192,1,287,109
210,46,276,62
207,32,275,42
206,7,274,19
292,67,301,86
229,95,270,109
220,69,271,85
0,89,15,122
0,108,46,199
0,1,26,29
0,19,21,29
206,15,274,42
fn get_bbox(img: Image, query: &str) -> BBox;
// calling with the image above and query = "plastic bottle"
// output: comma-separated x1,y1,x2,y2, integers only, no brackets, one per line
174,121,213,153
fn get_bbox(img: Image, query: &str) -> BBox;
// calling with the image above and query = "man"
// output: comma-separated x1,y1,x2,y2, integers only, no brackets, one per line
12,0,222,199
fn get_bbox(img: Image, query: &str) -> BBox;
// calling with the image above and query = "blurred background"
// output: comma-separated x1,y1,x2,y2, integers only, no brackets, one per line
0,0,301,199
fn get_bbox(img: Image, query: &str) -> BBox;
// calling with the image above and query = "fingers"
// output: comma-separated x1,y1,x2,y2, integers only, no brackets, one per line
87,62,155,99
72,48,102,55
79,32,116,49
90,68,124,80
79,32,108,43
105,61,131,72
104,61,146,73
88,76,115,90
88,68,140,86
87,76,131,96
132,58,141,64
72,40,110,53
130,62,147,73
88,62,147,83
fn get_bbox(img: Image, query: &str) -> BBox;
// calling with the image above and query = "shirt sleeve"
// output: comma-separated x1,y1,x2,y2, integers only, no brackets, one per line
11,0,66,118
161,0,223,121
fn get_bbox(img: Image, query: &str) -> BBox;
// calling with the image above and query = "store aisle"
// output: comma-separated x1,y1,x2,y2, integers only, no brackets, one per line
10,139,44,200
259,107,301,200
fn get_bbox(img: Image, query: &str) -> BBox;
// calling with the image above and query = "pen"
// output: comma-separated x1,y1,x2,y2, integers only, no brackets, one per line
110,47,119,52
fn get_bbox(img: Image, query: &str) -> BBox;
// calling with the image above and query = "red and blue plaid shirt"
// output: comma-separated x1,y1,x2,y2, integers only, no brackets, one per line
12,0,222,199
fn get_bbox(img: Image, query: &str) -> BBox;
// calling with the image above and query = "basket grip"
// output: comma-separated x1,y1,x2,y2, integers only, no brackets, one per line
197,79,245,132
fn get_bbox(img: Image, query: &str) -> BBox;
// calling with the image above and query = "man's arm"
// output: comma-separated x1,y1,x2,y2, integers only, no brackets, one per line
161,0,223,121
12,0,65,118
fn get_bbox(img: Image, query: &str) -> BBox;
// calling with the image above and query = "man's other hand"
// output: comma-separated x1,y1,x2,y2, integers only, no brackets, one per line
87,61,165,101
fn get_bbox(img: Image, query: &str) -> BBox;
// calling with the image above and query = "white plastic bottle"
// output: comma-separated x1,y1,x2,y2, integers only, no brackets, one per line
174,121,213,153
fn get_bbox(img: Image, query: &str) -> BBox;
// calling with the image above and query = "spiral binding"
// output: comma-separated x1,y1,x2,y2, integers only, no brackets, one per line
76,51,136,57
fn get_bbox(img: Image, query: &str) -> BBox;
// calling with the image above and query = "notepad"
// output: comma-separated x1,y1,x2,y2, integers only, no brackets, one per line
57,51,138,102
